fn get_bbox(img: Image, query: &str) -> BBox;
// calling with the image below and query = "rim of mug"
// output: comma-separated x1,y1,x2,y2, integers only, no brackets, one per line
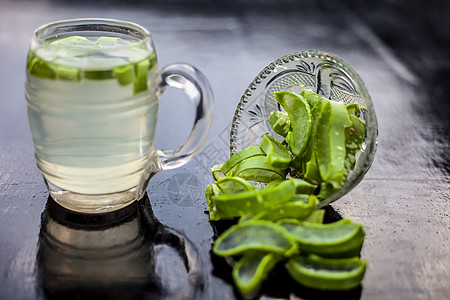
33,18,152,48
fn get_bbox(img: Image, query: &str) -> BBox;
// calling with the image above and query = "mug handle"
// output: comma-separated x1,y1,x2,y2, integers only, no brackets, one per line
137,64,214,199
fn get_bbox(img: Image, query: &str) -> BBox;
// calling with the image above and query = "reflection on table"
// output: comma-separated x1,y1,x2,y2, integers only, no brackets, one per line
36,194,203,300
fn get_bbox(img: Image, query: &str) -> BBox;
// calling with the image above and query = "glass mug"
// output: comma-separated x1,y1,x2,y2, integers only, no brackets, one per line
25,19,214,213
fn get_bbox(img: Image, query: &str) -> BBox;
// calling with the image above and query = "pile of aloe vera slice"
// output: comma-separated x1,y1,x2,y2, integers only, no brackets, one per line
206,90,367,297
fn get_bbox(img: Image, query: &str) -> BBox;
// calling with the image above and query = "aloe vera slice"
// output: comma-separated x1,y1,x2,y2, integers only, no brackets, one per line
29,57,56,80
302,97,326,176
346,103,362,117
268,110,290,137
232,252,281,296
50,35,92,45
286,255,367,291
113,64,136,86
343,115,366,177
205,185,221,221
303,209,325,224
274,91,312,157
55,64,80,81
213,220,297,256
291,178,317,195
260,134,292,168
84,69,115,80
134,58,150,93
279,218,365,258
233,155,286,183
248,195,317,222
221,145,266,175
211,179,296,219
300,88,320,107
211,164,225,181
304,151,321,183
215,176,255,194
96,36,121,46
315,100,352,189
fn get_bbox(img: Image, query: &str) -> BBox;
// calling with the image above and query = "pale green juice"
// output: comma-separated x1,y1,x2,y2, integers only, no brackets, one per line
26,36,159,195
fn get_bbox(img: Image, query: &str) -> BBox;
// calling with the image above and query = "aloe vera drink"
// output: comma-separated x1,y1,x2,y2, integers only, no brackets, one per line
26,35,159,196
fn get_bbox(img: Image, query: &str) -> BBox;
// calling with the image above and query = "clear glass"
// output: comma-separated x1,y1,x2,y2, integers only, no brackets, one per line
230,50,378,207
25,19,214,213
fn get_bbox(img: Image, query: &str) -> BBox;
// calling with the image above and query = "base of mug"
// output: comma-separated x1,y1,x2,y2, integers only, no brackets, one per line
45,179,142,214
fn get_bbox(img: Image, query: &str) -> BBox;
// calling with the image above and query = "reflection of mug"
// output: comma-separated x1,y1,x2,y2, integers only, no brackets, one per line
25,19,214,213
36,195,203,299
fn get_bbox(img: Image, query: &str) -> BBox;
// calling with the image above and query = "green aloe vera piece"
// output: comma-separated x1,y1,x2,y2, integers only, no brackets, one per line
205,185,220,221
84,69,115,80
315,100,352,189
134,58,150,93
211,179,296,219
221,145,266,175
346,103,362,117
343,115,366,177
304,151,321,183
246,195,317,222
52,36,98,47
300,88,320,107
286,255,367,291
260,134,292,169
96,36,121,46
233,155,286,183
278,218,365,258
55,64,80,81
211,164,225,181
28,56,57,80
113,64,136,86
274,91,312,157
232,252,282,297
213,220,298,256
303,209,325,224
268,110,290,137
215,176,255,194
291,178,317,195
302,97,326,176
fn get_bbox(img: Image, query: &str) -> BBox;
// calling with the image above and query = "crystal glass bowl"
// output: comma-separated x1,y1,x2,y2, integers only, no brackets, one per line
230,50,378,207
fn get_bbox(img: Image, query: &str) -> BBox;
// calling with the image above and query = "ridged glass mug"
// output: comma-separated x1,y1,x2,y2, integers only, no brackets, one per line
25,19,214,213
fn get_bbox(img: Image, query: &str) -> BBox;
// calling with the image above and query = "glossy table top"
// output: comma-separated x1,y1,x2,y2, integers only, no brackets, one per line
0,0,448,299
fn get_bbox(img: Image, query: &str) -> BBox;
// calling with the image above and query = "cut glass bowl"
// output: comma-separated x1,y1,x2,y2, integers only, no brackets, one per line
230,50,378,207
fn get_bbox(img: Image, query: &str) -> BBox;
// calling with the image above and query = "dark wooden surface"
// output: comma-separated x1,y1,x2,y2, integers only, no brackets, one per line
0,0,448,299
